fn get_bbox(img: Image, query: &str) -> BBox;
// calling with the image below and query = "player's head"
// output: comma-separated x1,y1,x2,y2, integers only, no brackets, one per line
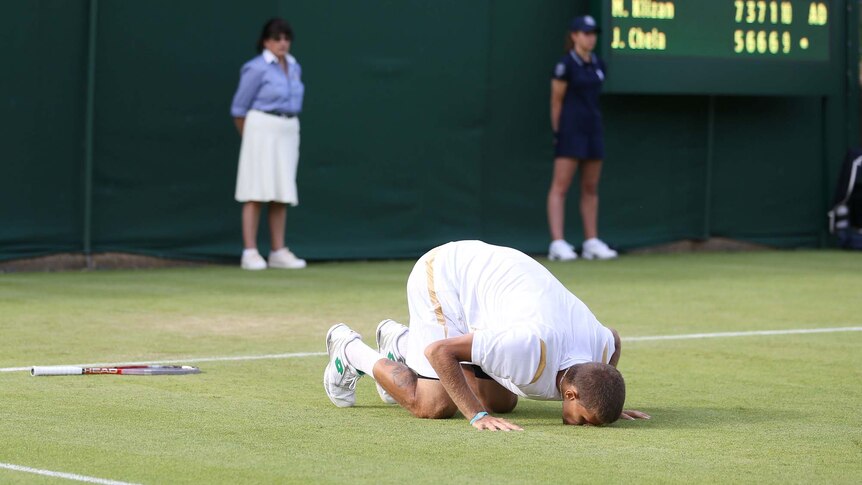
567,15,599,52
559,362,625,426
257,17,294,54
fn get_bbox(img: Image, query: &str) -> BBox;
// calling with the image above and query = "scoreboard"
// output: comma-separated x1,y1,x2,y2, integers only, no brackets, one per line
609,1,829,61
594,0,839,95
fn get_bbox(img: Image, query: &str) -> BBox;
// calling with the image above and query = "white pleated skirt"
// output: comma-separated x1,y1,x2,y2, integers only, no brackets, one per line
235,109,300,205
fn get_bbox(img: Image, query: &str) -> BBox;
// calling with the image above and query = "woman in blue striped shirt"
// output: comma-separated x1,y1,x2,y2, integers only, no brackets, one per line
231,18,306,270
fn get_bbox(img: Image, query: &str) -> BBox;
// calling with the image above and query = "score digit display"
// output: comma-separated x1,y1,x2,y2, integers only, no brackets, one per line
595,0,839,95
608,1,829,61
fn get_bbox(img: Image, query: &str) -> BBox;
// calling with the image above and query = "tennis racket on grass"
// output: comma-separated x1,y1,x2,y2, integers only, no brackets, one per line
31,365,201,376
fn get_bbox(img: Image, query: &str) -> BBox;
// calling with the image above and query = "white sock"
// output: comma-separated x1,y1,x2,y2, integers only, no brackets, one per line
395,330,408,357
345,340,385,376
242,248,259,257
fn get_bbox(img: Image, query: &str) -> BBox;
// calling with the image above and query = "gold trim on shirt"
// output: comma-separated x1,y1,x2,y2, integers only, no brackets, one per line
530,339,547,384
425,247,447,337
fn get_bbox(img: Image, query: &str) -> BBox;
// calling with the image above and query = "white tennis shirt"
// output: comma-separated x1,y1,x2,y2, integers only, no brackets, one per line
436,241,615,401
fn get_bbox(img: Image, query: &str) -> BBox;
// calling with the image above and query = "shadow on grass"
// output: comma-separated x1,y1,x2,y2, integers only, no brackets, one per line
509,404,791,430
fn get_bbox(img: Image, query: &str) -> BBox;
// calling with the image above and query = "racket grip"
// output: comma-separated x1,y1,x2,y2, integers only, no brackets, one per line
31,366,84,376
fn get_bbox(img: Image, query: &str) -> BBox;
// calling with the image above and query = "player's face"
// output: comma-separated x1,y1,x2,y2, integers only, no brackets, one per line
264,35,291,57
573,31,597,53
562,399,603,426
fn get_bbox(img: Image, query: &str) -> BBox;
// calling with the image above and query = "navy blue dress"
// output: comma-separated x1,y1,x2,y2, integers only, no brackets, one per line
552,51,606,160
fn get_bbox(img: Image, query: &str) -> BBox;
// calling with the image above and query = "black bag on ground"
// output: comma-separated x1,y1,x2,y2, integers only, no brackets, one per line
828,148,862,249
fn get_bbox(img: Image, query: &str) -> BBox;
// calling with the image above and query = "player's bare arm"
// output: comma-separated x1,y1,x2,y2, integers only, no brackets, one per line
609,328,622,367
424,335,523,431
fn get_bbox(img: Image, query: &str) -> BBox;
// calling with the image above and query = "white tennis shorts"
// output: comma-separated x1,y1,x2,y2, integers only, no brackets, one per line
404,245,470,378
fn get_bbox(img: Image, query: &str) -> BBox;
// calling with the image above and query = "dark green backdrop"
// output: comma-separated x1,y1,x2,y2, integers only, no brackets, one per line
2,0,858,262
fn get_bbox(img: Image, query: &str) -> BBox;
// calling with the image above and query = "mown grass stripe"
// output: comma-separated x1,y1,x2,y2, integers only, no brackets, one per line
3,326,861,374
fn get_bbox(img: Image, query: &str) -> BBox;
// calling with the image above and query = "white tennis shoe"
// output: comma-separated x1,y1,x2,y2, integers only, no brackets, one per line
375,319,408,404
323,323,363,407
548,240,578,261
582,238,618,260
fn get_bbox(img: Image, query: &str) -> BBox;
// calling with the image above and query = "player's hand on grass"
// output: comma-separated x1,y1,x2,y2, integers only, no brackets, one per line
472,415,524,431
620,409,651,420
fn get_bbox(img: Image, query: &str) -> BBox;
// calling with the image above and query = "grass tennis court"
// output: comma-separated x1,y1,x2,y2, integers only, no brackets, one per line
1,251,861,483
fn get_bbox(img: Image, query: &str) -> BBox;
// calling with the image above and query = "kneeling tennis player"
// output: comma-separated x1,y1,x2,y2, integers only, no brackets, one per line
323,240,650,430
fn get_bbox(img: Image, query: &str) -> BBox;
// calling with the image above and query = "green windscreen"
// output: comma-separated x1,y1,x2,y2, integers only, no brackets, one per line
0,0,856,262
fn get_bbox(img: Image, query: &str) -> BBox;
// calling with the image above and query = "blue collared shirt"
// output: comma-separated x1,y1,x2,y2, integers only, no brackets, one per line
230,49,305,117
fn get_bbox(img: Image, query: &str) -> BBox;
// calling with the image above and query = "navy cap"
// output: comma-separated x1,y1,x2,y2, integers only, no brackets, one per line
570,15,600,33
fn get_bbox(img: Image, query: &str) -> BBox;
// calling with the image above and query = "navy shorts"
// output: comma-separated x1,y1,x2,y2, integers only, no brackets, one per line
555,131,604,160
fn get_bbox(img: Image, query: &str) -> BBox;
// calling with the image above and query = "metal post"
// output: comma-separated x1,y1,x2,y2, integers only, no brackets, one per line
83,0,98,269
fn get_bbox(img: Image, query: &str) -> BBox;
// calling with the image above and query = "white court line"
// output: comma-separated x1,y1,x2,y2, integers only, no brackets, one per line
0,462,139,485
625,326,862,342
2,326,861,374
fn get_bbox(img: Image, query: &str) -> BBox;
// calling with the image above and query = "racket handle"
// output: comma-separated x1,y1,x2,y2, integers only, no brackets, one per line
31,366,84,376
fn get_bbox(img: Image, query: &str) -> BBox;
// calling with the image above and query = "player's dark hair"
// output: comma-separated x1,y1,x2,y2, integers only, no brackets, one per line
564,362,625,424
257,18,294,53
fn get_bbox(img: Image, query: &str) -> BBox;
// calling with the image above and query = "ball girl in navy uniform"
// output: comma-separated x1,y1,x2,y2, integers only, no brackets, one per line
547,15,617,261
231,18,306,270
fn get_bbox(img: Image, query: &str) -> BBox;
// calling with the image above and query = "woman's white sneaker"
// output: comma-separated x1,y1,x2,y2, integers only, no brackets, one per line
268,247,307,269
581,238,618,260
240,250,267,270
548,240,578,261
